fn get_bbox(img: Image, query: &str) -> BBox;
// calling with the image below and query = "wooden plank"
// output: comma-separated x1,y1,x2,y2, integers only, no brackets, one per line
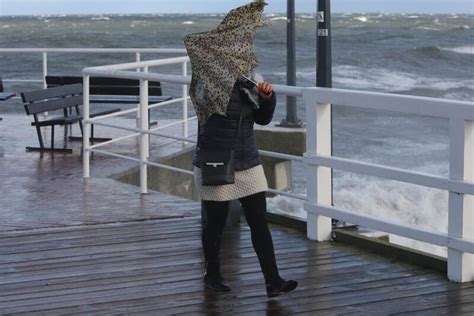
0,226,313,256
0,250,380,303
0,244,374,286
25,95,83,115
0,256,419,314
8,267,431,315
21,84,82,103
320,285,474,315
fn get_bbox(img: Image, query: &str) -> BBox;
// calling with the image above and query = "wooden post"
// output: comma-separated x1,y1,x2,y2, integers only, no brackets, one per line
304,89,332,241
448,118,474,282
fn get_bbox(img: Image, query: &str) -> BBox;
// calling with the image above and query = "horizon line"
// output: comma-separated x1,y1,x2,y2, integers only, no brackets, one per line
1,11,472,17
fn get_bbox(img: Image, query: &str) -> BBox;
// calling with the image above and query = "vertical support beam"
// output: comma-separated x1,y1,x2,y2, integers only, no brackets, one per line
136,52,141,71
448,118,474,282
42,52,49,118
285,0,298,125
139,66,149,194
83,75,91,179
42,52,48,89
303,89,332,241
317,0,333,207
182,61,188,144
136,52,141,128
316,0,332,88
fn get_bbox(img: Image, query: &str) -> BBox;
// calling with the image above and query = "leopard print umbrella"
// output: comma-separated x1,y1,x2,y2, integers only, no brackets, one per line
184,1,270,127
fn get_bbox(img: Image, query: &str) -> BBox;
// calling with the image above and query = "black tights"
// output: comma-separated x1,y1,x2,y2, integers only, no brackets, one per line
201,191,280,283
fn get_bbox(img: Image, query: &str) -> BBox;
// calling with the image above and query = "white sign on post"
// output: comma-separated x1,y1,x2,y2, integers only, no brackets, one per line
317,29,328,37
317,11,325,23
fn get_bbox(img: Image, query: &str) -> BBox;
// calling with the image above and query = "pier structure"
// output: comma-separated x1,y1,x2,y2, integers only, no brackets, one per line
0,47,473,312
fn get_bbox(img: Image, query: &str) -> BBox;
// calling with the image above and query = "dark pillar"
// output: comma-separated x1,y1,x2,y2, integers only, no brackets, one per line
278,0,302,127
316,0,332,88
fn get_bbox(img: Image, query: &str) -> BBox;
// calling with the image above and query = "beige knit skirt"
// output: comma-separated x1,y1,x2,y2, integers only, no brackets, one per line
193,164,268,201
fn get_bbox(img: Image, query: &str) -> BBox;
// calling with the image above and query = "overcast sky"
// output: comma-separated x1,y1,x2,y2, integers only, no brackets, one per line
0,0,472,15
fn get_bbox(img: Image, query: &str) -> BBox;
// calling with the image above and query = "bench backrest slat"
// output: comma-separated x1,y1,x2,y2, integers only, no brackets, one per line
24,94,83,115
21,83,82,103
45,76,162,96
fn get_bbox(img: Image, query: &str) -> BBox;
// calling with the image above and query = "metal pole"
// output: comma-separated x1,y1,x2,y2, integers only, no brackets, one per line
83,75,91,179
182,61,188,145
139,66,149,194
278,0,302,127
316,0,334,209
316,0,332,88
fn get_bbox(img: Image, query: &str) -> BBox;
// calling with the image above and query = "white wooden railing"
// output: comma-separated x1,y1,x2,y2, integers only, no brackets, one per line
82,56,474,283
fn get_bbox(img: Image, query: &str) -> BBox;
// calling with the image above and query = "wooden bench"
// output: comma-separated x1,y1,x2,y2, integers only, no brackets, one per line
21,84,120,153
46,76,173,126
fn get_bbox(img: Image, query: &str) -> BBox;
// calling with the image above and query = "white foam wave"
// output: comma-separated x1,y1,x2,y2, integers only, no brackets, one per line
442,45,474,55
269,17,288,22
267,171,449,257
354,16,368,22
417,26,440,31
91,16,110,21
2,25,10,29
182,21,194,25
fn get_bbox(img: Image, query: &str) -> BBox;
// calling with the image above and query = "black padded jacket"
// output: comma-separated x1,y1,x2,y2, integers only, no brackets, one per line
192,81,277,171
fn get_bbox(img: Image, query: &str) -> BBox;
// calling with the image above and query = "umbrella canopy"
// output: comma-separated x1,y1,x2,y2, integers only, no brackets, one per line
184,1,270,126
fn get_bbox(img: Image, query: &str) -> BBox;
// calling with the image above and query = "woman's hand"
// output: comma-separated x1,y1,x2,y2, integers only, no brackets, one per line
257,82,273,100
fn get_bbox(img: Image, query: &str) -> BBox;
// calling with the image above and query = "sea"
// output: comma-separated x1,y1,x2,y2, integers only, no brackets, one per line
0,12,473,256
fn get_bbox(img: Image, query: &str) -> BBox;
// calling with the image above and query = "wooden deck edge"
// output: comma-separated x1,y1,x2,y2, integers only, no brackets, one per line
265,211,447,273
332,229,447,273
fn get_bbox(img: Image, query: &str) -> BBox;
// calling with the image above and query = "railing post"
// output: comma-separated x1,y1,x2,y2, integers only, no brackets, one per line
83,75,91,179
448,118,474,282
303,89,332,241
136,52,141,128
42,52,48,89
136,52,141,70
139,66,149,194
182,60,188,144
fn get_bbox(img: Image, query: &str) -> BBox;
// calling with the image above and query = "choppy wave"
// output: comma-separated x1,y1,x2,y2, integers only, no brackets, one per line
442,45,473,55
288,65,474,93
182,21,194,25
267,170,449,257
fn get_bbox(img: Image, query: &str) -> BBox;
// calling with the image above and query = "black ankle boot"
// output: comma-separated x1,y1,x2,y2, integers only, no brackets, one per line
265,276,298,298
203,261,231,292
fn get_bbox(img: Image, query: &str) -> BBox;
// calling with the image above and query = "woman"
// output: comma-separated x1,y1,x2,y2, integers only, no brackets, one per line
192,71,298,298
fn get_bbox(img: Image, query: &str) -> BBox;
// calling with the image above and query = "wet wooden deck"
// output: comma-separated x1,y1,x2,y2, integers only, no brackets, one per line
1,112,473,314
1,217,473,315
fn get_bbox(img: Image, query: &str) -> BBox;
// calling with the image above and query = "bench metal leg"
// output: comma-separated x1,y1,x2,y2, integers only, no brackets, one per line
33,116,45,149
51,125,55,149
68,123,112,143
